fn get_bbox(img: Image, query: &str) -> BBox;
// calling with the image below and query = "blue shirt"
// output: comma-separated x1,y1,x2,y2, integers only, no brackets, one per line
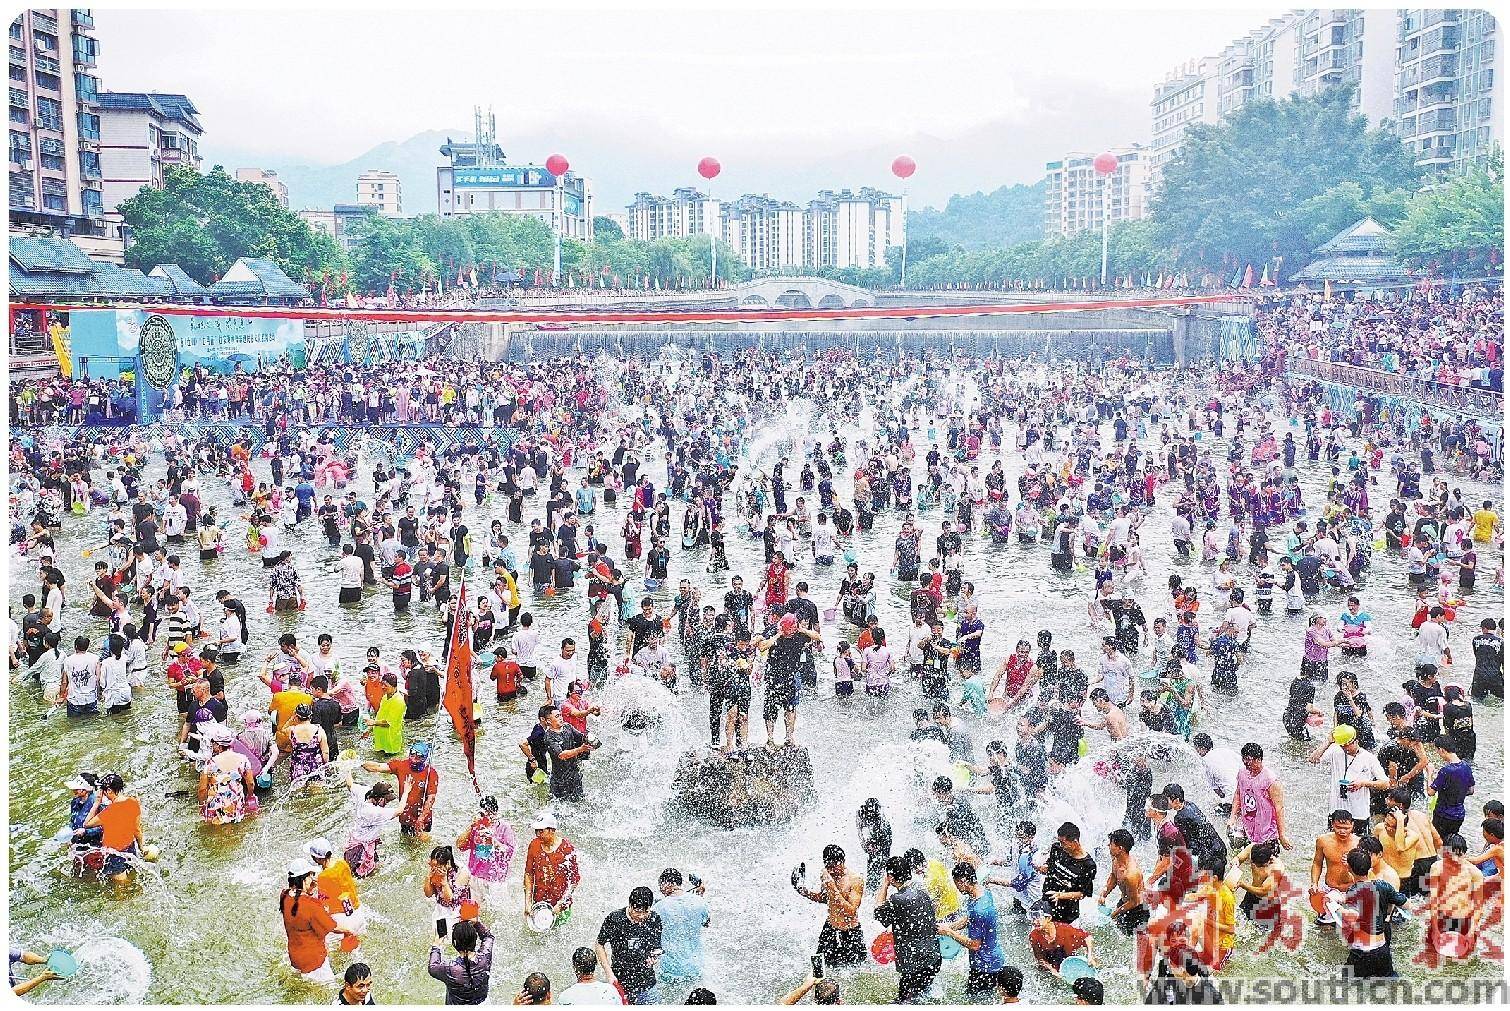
962,890,1006,974
652,891,709,982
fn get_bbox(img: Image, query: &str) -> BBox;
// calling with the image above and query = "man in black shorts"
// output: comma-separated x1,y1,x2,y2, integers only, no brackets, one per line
792,844,867,968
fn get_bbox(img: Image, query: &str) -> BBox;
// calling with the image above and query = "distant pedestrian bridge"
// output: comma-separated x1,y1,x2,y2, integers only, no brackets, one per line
725,276,876,309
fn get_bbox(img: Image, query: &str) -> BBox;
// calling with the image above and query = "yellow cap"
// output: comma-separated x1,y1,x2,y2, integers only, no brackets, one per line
1332,724,1357,746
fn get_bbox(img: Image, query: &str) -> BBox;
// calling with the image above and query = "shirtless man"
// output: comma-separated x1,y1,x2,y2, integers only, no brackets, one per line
1375,788,1441,897
1081,688,1129,742
1428,834,1488,944
1097,828,1148,934
1310,809,1358,926
1232,840,1284,920
793,844,867,967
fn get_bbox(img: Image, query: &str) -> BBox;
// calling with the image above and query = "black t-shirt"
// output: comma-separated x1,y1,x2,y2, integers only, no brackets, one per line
1043,842,1097,901
430,561,452,603
596,908,663,991
1173,803,1227,871
875,884,940,975
626,614,662,655
311,696,343,756
1472,633,1503,674
398,517,419,546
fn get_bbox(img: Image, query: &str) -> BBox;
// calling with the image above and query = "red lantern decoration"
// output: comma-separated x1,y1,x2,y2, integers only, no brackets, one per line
891,155,916,180
545,154,569,177
697,157,721,180
1093,152,1118,175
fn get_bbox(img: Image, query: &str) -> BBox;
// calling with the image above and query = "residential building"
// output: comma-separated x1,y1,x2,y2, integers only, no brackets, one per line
8,9,115,258
356,168,400,215
1396,9,1503,179
235,166,287,207
722,194,804,272
1292,9,1396,123
1149,58,1219,183
803,187,905,270
1215,16,1300,117
1043,147,1150,238
625,187,720,242
97,91,202,213
296,208,336,239
435,137,592,240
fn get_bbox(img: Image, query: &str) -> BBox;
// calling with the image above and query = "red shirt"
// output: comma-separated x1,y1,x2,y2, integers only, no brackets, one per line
387,758,439,822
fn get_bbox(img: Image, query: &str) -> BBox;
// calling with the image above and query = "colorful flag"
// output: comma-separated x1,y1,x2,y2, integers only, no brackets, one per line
1229,265,1243,288
1324,279,1332,301
1241,264,1254,289
1259,264,1271,287
443,583,479,790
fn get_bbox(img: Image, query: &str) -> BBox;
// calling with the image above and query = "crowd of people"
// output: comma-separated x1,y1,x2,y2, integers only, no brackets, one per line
6,284,1506,1005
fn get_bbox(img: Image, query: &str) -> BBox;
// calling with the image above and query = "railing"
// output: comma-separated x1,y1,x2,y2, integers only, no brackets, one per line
8,44,23,65
34,52,58,74
9,85,26,107
1287,356,1503,416
30,12,58,35
72,11,95,29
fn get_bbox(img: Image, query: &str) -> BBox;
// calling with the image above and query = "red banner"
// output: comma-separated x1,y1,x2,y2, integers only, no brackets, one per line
443,584,479,791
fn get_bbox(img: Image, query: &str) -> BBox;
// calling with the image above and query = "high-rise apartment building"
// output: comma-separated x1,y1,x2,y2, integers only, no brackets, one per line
722,194,804,272
1043,148,1150,238
1396,9,1504,178
8,9,112,255
1149,58,1219,184
622,184,905,273
236,167,288,208
802,187,904,271
1292,9,1396,122
625,187,720,242
1162,10,1500,181
97,91,202,213
356,168,401,215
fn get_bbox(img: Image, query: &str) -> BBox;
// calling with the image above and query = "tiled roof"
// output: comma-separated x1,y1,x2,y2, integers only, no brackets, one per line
9,235,98,274
1314,217,1393,257
1291,255,1411,283
148,263,209,296
211,257,311,300
97,91,203,132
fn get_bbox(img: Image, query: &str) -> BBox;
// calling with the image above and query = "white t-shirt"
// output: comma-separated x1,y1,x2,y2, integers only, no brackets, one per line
812,524,836,558
514,627,540,666
1416,621,1449,664
100,656,133,708
63,653,99,706
339,555,365,589
1098,652,1134,704
1321,742,1385,821
218,614,244,657
1202,747,1241,801
557,980,625,1005
1223,605,1254,639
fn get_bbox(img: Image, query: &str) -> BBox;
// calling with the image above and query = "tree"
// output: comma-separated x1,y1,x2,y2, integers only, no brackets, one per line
592,215,624,242
1392,151,1503,272
1151,88,1420,277
118,165,344,283
348,214,433,292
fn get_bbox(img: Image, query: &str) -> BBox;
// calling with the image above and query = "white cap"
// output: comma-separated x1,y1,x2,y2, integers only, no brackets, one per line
287,857,318,878
531,812,558,831
306,837,334,860
65,774,92,791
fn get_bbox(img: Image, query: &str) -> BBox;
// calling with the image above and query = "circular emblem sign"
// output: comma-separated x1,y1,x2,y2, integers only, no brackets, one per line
139,314,178,390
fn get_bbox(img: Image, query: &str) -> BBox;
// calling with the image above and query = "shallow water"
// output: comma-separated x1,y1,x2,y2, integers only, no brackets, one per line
7,362,1504,1004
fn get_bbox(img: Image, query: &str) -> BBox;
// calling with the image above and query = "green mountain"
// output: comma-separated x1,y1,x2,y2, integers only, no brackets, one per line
908,180,1045,251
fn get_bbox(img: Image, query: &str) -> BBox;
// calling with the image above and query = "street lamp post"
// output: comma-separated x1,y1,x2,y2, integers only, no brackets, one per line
698,157,721,289
1093,152,1117,288
546,154,570,287
891,156,915,289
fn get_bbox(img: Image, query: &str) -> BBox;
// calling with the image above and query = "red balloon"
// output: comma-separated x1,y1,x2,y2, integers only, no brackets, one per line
1093,152,1118,175
545,154,569,177
697,157,721,180
891,155,916,180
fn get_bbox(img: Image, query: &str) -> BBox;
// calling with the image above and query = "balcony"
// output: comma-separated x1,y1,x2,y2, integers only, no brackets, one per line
8,44,22,66
34,52,58,74
77,111,98,140
72,11,95,30
30,12,58,35
71,37,95,67
9,144,29,167
8,86,25,107
74,71,96,103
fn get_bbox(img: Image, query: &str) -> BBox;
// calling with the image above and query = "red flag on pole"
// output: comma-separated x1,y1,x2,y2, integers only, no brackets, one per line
443,583,479,790
1241,264,1255,289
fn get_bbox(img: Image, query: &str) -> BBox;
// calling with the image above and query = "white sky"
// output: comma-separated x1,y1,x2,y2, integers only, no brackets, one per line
95,5,1275,165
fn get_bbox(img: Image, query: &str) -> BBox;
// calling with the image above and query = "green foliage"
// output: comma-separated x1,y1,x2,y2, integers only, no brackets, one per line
347,214,434,292
592,215,624,242
903,219,1164,288
118,165,345,283
1393,152,1505,269
907,181,1045,251
1150,88,1420,274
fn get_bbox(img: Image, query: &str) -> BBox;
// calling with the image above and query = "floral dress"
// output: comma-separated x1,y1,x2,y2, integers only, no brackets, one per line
202,751,253,824
288,726,328,782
